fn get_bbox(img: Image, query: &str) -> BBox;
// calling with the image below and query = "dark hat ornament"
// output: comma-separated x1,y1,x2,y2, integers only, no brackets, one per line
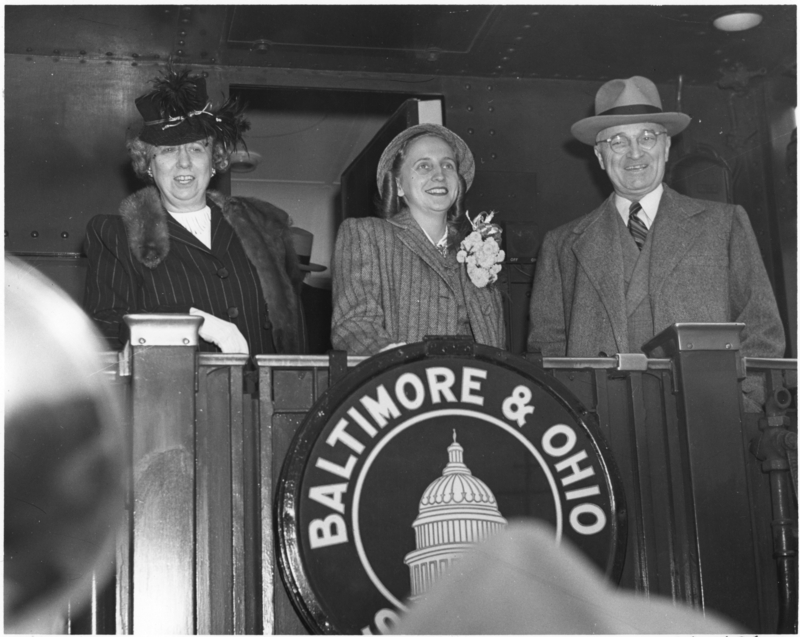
135,67,250,147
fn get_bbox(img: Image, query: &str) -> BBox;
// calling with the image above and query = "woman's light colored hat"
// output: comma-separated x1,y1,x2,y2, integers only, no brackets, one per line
571,76,691,145
376,123,475,195
288,227,326,272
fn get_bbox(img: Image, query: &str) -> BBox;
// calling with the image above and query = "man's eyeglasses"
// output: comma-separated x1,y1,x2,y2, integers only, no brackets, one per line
596,130,667,154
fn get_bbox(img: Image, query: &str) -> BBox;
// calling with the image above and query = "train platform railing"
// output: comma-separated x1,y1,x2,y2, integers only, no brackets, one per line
86,317,796,635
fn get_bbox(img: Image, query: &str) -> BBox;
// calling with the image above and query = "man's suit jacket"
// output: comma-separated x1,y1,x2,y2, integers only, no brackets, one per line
527,185,785,359
332,210,506,356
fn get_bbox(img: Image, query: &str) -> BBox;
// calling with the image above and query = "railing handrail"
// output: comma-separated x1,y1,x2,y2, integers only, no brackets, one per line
744,357,799,371
98,350,798,376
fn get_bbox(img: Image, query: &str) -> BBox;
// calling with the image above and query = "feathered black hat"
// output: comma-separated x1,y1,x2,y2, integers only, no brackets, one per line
135,66,249,147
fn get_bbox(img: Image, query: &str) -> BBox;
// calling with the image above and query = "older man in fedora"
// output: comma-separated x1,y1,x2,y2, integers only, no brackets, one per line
528,76,784,367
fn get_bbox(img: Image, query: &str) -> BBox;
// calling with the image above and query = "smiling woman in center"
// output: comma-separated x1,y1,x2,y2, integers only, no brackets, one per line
331,124,506,356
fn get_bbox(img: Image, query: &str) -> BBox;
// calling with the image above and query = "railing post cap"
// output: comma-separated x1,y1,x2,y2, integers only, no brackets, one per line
123,314,202,347
642,322,744,355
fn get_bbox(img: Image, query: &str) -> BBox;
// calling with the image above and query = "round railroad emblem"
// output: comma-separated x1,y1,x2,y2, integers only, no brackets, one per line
277,340,626,634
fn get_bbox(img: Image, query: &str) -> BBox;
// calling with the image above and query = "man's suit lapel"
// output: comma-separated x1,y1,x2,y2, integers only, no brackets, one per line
571,198,628,347
390,210,457,290
649,185,705,298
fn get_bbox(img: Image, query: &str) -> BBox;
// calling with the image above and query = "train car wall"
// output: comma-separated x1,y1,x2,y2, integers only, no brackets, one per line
5,55,793,354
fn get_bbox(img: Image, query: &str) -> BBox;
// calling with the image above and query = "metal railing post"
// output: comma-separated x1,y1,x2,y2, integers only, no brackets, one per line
643,322,762,631
123,314,201,635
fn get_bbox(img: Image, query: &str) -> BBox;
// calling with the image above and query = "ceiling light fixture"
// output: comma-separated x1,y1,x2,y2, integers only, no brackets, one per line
713,11,763,32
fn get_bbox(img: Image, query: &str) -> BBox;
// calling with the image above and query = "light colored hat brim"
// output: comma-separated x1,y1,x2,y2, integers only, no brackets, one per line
298,263,327,273
572,112,691,145
376,123,475,195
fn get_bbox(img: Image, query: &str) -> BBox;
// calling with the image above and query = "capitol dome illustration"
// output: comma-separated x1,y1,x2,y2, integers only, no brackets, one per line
404,430,507,600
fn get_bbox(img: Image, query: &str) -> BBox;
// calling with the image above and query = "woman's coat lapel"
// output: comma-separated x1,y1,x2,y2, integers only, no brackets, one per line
388,210,458,293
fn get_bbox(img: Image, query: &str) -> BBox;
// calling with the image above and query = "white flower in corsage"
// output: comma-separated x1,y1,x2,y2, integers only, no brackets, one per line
456,211,505,288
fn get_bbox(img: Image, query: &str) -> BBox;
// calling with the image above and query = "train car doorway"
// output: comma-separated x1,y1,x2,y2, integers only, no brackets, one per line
227,88,443,351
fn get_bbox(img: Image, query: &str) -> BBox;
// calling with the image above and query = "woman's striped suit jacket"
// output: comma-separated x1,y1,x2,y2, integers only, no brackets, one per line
331,210,506,356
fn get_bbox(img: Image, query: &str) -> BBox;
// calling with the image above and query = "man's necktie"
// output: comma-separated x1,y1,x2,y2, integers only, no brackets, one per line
628,202,648,250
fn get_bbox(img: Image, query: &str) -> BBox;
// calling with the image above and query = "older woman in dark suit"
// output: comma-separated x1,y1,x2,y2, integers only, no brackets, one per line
83,67,305,355
332,124,506,356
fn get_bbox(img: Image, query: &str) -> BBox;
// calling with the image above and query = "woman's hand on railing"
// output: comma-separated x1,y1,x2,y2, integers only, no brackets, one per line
190,308,249,354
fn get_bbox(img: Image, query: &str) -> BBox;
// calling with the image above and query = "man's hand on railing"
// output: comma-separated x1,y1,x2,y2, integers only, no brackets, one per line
189,308,249,355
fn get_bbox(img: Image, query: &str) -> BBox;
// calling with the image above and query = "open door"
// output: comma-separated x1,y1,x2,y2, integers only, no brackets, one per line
339,99,442,223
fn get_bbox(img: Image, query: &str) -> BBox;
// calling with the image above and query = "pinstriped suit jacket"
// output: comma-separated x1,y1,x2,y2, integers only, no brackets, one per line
84,202,277,354
331,210,506,356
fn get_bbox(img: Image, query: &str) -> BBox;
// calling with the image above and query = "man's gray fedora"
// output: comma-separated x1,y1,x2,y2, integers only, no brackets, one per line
572,76,691,145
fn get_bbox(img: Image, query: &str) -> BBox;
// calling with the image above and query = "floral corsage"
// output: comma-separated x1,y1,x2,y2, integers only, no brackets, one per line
456,211,504,288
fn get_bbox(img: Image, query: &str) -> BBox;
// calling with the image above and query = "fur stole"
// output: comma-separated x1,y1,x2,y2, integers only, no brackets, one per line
119,186,305,353
119,187,170,268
